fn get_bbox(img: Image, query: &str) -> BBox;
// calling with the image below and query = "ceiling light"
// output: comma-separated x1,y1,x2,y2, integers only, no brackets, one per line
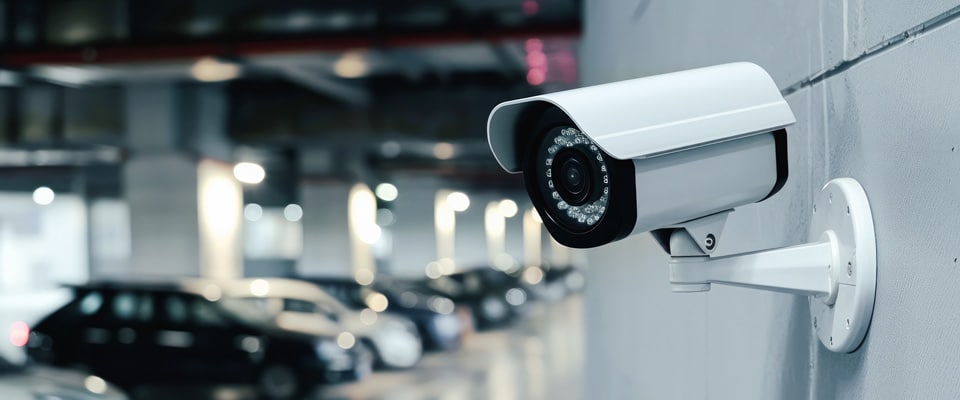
527,68,546,86
365,292,389,312
337,332,356,349
33,187,55,205
233,162,265,184
377,209,395,226
375,183,398,201
355,269,374,286
498,199,519,218
250,279,270,297
358,224,382,244
433,142,455,160
191,57,241,82
244,203,263,221
283,204,303,222
526,38,543,53
447,191,470,212
523,0,540,15
334,52,369,78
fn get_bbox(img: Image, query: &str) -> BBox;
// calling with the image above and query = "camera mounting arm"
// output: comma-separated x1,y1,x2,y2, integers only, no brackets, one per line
654,178,877,353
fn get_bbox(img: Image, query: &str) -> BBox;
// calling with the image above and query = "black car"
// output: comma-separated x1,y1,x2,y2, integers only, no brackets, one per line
26,281,372,399
408,268,530,330
301,277,465,350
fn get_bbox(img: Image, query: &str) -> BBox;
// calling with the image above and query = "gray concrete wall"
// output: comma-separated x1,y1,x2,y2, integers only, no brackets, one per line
124,154,201,278
583,1,960,399
298,182,352,277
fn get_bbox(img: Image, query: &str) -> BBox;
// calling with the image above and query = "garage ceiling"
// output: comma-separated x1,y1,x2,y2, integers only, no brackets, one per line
0,0,581,188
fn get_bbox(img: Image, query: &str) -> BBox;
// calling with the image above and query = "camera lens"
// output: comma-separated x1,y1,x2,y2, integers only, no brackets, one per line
563,162,583,190
529,126,610,232
552,149,592,206
519,108,638,248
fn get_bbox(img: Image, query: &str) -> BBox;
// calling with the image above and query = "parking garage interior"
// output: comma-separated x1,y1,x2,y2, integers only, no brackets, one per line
0,1,585,399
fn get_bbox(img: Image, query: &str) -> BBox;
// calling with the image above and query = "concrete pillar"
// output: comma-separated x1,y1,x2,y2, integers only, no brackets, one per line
297,182,352,277
523,208,543,267
122,83,242,280
504,204,524,267
451,192,489,269
389,178,439,278
346,184,377,282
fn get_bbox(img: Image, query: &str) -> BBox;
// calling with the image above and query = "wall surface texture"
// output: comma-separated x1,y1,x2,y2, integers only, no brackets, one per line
582,1,960,399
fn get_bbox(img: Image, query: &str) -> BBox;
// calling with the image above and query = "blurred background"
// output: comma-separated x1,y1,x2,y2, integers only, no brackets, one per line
0,1,586,399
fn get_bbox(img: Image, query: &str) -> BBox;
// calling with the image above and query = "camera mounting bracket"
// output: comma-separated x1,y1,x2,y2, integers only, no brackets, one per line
664,178,877,353
650,210,732,256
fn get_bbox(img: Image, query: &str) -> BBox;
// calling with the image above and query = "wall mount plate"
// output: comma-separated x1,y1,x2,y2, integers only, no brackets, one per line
807,178,877,353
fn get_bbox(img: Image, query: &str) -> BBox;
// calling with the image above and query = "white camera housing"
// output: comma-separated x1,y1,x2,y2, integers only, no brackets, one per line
487,63,879,353
488,62,794,248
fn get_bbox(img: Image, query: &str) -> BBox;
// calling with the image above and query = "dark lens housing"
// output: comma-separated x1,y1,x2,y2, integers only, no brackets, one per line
516,105,637,248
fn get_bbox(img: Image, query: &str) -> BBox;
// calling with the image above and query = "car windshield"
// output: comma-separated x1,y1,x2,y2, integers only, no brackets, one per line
220,295,345,322
327,284,397,310
317,284,366,308
217,297,282,325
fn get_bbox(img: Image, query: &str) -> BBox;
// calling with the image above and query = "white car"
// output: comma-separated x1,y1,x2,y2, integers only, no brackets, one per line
219,278,423,369
0,357,127,400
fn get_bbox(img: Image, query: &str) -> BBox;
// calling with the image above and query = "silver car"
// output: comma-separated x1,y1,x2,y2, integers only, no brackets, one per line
217,278,423,369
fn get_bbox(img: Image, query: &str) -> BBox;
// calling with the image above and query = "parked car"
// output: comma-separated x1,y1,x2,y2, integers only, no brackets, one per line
26,281,371,399
301,277,466,350
0,355,127,400
219,278,423,369
408,268,530,330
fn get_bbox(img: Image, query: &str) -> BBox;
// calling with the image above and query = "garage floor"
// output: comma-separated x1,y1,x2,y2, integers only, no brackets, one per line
134,295,585,400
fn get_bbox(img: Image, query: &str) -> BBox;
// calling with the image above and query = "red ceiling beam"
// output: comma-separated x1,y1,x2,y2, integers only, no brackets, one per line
1,26,580,67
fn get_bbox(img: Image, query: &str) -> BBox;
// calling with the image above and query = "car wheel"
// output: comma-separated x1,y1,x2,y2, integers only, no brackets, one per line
258,364,301,399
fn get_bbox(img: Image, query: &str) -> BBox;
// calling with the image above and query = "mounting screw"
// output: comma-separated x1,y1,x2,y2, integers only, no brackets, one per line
845,318,850,330
813,204,817,214
704,234,716,251
830,336,834,346
813,317,818,328
847,262,853,277
829,193,833,203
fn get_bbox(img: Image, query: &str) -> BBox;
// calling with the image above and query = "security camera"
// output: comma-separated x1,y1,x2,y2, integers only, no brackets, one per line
487,62,795,249
487,62,881,354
